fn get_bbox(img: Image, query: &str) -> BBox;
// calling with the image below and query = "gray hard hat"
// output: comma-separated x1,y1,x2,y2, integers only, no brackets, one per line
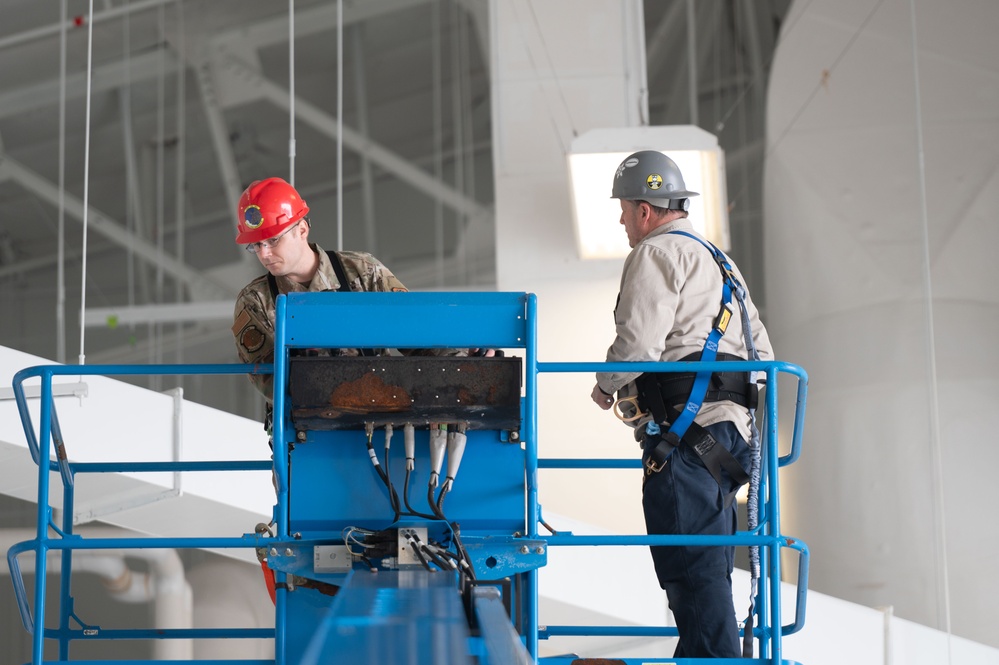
611,150,699,211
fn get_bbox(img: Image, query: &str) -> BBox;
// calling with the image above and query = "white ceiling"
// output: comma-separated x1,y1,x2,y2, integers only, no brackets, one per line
0,0,790,413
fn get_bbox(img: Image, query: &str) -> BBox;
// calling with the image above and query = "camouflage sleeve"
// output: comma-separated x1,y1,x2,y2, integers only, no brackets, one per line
335,250,409,293
232,285,276,400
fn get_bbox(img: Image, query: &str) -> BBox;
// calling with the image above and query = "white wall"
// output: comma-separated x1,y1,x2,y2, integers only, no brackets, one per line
764,0,999,651
490,0,648,535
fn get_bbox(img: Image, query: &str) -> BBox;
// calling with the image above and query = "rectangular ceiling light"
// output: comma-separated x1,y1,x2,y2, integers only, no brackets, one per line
567,126,729,260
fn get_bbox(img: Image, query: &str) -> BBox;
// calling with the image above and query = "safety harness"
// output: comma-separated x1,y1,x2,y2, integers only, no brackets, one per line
633,229,765,657
636,231,758,491
636,353,754,488
265,248,352,300
265,249,375,358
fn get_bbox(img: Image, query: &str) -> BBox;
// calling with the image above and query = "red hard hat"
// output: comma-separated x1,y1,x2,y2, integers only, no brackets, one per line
235,177,310,244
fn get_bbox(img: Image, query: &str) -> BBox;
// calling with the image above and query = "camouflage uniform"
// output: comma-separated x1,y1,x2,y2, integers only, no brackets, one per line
233,243,442,399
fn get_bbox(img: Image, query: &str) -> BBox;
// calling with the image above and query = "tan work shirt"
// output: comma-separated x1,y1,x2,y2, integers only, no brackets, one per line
596,220,774,440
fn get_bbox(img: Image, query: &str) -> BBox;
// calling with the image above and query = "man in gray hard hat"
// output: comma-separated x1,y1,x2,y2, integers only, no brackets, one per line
591,150,774,658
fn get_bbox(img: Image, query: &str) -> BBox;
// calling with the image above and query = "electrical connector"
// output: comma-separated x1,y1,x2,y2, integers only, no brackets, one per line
404,423,415,472
428,424,447,488
442,428,467,493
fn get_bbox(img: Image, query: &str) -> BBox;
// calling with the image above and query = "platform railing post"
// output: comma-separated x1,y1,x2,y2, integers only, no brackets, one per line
273,293,290,664
767,365,783,664
525,293,539,659
32,370,53,665
59,476,75,661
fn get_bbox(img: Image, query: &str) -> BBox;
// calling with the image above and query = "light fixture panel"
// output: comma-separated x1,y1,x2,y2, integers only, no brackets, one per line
567,127,729,260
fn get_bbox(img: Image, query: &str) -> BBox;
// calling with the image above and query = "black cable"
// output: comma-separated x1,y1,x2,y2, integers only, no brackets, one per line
403,468,437,520
410,531,451,571
365,427,402,520
406,534,433,571
428,483,445,520
420,543,453,571
382,434,401,522
448,523,476,582
436,484,450,514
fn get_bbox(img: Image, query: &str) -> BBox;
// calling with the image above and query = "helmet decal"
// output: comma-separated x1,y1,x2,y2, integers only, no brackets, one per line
615,157,640,179
243,205,263,229
646,173,663,190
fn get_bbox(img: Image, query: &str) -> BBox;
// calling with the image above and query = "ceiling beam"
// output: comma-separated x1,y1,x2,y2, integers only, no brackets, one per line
244,69,492,221
84,301,232,327
0,47,178,121
0,0,176,52
0,153,229,300
210,0,435,52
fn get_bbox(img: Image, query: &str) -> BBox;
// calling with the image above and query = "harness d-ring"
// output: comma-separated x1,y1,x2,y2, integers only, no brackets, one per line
613,396,646,423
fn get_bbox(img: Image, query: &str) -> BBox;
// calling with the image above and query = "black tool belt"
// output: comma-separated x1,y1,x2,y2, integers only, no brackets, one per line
646,352,758,411
636,352,753,488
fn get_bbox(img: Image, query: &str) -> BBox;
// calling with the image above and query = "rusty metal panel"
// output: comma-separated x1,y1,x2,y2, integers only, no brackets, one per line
288,356,522,430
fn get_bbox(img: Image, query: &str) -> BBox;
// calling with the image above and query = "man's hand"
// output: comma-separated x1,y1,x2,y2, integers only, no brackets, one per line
591,383,614,410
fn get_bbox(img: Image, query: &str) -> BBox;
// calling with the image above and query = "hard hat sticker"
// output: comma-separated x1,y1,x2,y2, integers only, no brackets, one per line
244,205,263,228
615,157,640,179
647,174,663,190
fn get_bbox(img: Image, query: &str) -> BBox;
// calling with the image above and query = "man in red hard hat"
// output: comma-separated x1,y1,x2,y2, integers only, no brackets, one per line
232,177,427,399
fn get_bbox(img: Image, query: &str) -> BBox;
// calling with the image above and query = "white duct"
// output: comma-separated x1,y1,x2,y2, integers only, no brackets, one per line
1,527,193,660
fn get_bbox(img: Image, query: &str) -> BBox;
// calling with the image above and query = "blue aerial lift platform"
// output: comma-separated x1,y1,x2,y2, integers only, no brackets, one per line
7,291,809,664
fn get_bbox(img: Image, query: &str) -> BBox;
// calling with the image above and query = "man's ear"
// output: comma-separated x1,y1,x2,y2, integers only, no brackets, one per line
638,200,653,221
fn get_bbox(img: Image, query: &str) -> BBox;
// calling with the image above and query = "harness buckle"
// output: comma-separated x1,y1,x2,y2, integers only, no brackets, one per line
713,302,735,334
644,431,680,476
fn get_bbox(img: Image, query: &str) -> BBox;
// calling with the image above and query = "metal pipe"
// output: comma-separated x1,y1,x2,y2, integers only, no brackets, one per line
1,527,194,660
0,0,176,52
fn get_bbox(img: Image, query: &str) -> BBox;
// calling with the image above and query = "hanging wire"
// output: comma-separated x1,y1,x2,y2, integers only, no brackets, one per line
450,2,466,283
152,1,166,384
765,0,886,157
336,0,344,251
907,0,952,658
288,0,296,185
509,0,577,153
78,0,96,366
350,25,377,254
118,0,143,355
458,4,476,284
431,0,444,287
685,0,698,126
56,0,68,364
174,0,186,365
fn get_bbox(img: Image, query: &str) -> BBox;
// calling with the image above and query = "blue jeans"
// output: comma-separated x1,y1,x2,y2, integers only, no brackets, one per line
642,420,750,658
